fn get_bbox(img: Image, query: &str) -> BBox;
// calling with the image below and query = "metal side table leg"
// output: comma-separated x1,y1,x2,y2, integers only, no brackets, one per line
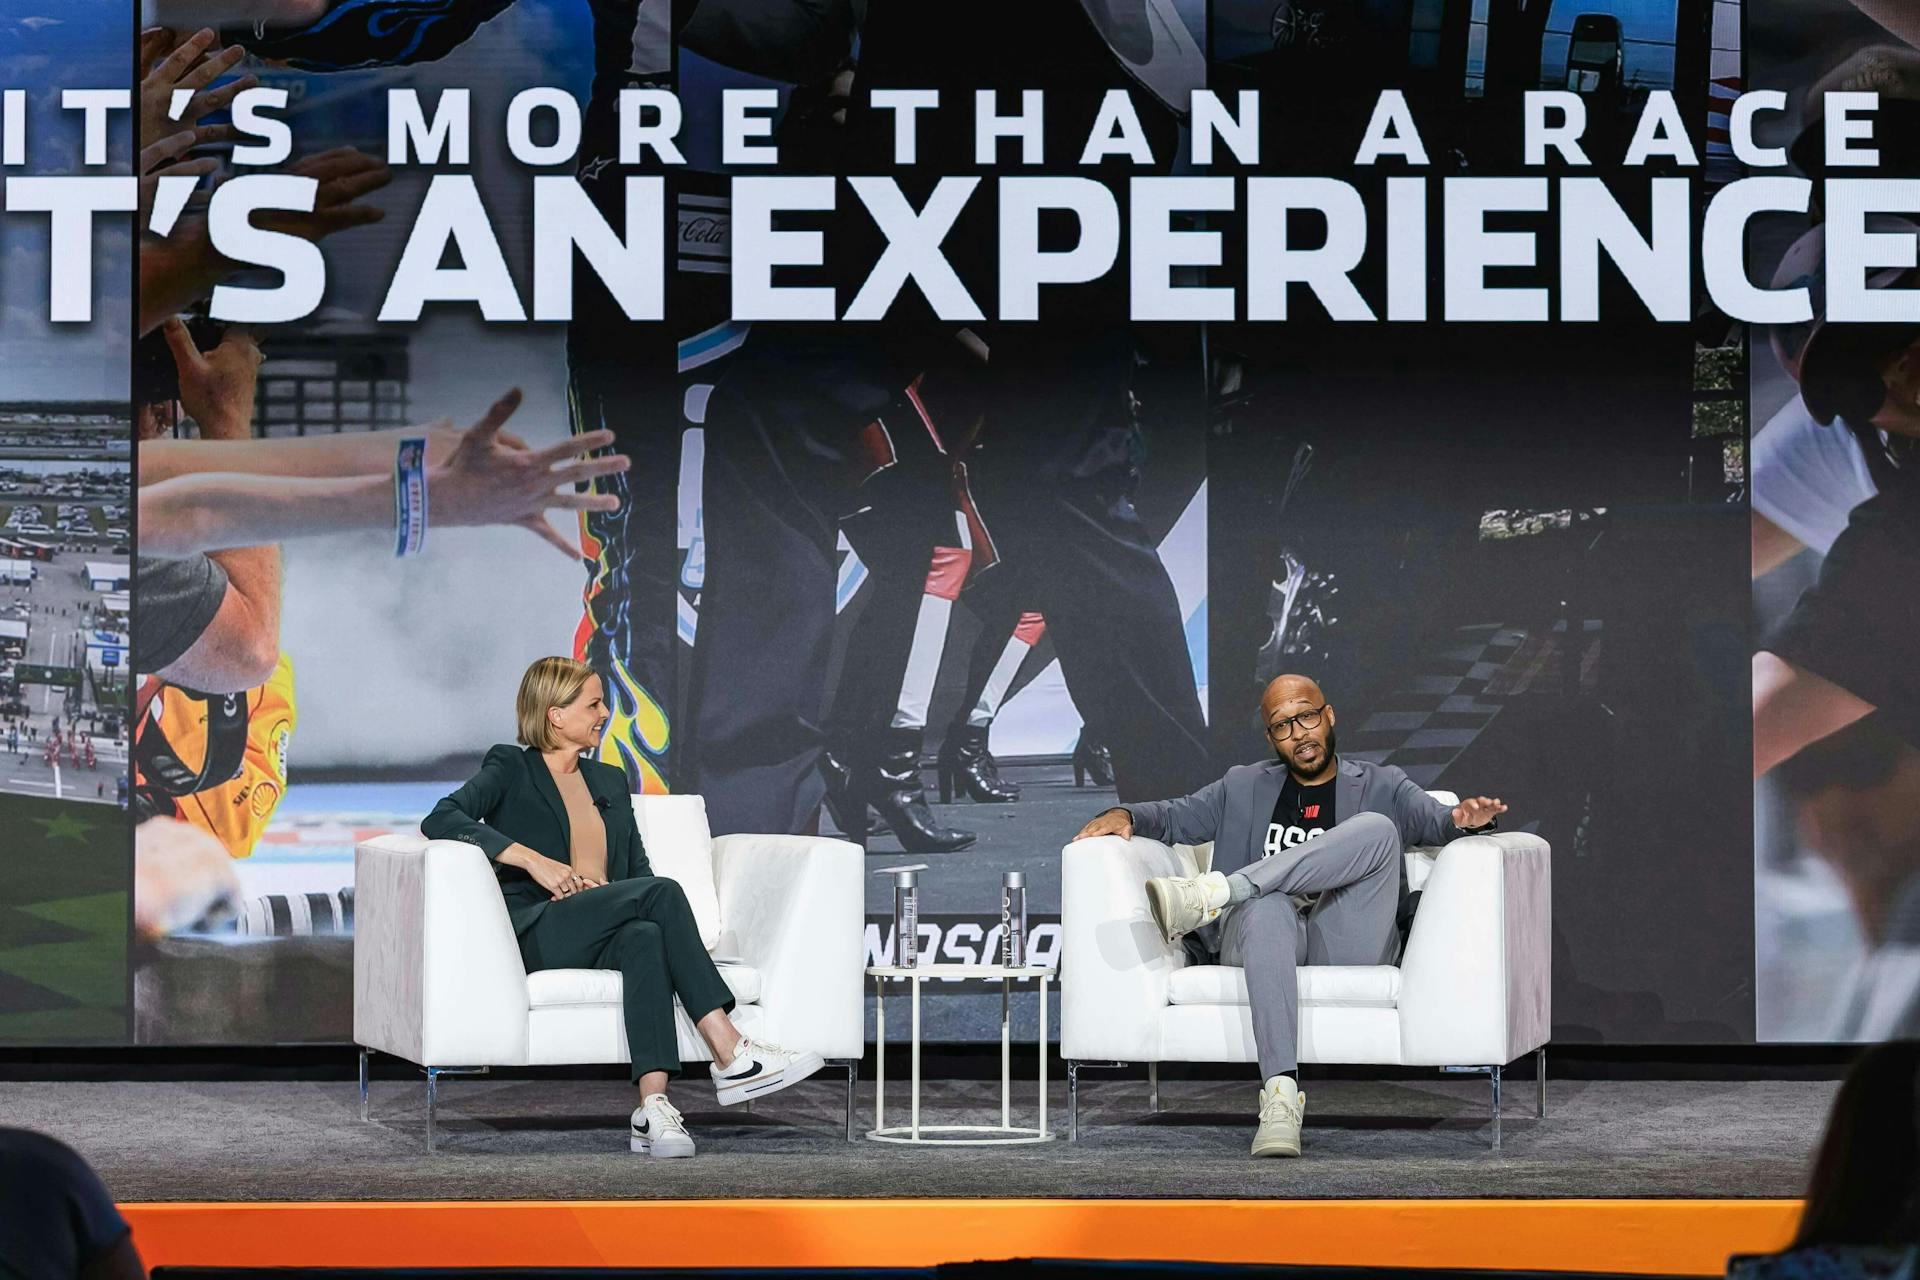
910,974,922,1141
1038,975,1049,1138
1001,976,1011,1131
873,975,886,1137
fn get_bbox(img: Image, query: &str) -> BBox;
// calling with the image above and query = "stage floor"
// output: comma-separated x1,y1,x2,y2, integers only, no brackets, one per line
3,1075,1823,1201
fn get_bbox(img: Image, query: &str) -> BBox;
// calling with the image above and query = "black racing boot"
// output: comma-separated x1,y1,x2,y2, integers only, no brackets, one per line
937,724,1021,803
819,748,890,846
870,728,976,853
1072,736,1116,788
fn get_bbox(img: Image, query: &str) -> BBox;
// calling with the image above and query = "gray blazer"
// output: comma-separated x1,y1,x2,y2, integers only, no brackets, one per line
1123,755,1477,933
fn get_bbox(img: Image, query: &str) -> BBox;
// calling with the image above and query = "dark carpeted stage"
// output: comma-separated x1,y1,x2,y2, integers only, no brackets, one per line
8,1076,1822,1201
2,1073,1811,1273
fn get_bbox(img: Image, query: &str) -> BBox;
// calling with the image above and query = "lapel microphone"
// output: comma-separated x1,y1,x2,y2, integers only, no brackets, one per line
593,795,610,810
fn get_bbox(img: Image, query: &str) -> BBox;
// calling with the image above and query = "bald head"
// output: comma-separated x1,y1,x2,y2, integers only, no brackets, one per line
1261,675,1325,722
1261,674,1337,782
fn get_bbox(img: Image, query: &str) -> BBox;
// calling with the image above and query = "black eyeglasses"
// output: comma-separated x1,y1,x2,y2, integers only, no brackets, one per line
1267,705,1326,740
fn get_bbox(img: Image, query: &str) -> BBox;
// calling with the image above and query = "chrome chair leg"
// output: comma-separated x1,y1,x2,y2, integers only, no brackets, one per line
425,1067,439,1154
358,1047,370,1122
1064,1061,1128,1142
1443,1064,1506,1152
1536,1047,1547,1119
1491,1065,1503,1151
1148,1062,1160,1113
1067,1061,1079,1142
843,1060,858,1141
420,1065,487,1154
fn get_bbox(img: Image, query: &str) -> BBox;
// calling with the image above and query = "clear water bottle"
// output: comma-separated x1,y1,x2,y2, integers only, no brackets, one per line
1001,871,1027,968
893,870,919,968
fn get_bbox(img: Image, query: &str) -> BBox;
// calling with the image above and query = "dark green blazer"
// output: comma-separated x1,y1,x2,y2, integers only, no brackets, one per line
422,744,652,933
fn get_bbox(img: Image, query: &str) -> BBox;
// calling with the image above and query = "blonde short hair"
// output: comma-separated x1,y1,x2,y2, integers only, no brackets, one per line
516,656,595,751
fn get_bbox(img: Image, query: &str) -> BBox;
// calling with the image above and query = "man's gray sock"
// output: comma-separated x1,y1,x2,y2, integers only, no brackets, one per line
1226,872,1255,904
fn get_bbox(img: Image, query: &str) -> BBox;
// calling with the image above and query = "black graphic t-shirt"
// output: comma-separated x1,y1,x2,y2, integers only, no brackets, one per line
1265,777,1336,859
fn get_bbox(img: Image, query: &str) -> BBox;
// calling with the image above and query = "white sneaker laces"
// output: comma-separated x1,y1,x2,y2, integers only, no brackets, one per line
641,1097,687,1136
1261,1089,1303,1122
648,1097,686,1132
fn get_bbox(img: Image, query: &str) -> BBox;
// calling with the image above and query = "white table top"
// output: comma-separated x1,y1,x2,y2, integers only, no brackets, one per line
867,964,1056,979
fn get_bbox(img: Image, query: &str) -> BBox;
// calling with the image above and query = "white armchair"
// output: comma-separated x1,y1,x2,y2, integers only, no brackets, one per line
1060,794,1551,1148
352,794,865,1149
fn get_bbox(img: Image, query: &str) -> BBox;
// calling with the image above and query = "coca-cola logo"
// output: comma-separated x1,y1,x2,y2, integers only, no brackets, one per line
679,215,727,246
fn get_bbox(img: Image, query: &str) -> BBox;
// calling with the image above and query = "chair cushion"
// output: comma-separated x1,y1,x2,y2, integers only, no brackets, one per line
1167,963,1400,1009
527,962,761,1008
631,794,723,949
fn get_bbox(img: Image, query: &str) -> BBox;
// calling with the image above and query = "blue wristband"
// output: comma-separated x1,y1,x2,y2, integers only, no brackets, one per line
394,437,428,557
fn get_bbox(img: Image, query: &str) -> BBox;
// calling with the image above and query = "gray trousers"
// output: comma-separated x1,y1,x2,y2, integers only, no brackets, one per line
1217,811,1403,1079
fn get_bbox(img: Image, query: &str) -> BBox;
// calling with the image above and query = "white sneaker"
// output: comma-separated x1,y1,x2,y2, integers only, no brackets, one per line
711,1037,825,1106
1145,870,1230,943
630,1094,695,1157
1251,1076,1305,1158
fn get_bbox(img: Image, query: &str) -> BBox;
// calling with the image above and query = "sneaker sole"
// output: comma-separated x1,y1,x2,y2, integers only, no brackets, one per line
713,1051,826,1107
1145,880,1183,944
1250,1135,1302,1157
630,1133,696,1157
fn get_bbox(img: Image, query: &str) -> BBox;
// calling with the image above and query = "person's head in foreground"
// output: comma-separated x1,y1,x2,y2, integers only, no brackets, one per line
1734,1042,1920,1279
1796,1041,1920,1251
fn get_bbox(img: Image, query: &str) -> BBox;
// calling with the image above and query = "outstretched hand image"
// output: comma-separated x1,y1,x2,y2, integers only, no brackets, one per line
138,388,627,558
139,143,392,337
140,26,253,153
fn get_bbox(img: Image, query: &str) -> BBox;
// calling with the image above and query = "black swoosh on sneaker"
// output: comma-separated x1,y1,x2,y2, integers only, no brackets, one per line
722,1057,763,1081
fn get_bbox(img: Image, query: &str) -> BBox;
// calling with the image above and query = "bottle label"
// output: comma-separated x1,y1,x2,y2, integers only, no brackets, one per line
898,893,918,967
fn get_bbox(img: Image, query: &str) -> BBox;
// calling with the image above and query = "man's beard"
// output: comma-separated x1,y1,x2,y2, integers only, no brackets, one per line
1278,727,1337,770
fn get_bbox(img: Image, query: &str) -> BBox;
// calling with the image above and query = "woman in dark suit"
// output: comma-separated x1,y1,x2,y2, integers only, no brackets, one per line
422,655,823,1157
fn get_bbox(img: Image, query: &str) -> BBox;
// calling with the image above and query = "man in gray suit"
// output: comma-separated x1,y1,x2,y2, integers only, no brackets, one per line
1073,674,1508,1156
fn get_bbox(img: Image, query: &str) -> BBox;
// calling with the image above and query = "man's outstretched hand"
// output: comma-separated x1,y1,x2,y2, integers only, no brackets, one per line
1072,807,1133,842
1451,796,1507,830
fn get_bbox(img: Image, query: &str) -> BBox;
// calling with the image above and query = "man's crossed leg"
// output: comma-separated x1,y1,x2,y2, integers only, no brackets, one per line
1147,811,1403,1156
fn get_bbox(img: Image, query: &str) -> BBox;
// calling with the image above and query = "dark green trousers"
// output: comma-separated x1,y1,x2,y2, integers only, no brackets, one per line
517,877,735,1081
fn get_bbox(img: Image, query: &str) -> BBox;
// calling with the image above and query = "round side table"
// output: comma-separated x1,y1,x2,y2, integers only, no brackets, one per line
866,963,1056,1144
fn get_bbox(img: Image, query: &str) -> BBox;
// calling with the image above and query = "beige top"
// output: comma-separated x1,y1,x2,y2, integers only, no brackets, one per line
549,763,608,884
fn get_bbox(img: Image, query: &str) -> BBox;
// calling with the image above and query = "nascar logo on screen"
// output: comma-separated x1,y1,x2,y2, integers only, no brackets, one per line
865,914,1061,979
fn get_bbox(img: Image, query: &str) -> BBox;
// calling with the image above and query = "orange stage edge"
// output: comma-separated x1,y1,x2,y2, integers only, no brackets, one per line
122,1199,1804,1274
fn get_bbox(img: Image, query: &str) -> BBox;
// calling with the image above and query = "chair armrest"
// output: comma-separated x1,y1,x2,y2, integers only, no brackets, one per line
1060,835,1195,1062
353,834,530,1067
1397,831,1551,1066
711,833,864,1059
